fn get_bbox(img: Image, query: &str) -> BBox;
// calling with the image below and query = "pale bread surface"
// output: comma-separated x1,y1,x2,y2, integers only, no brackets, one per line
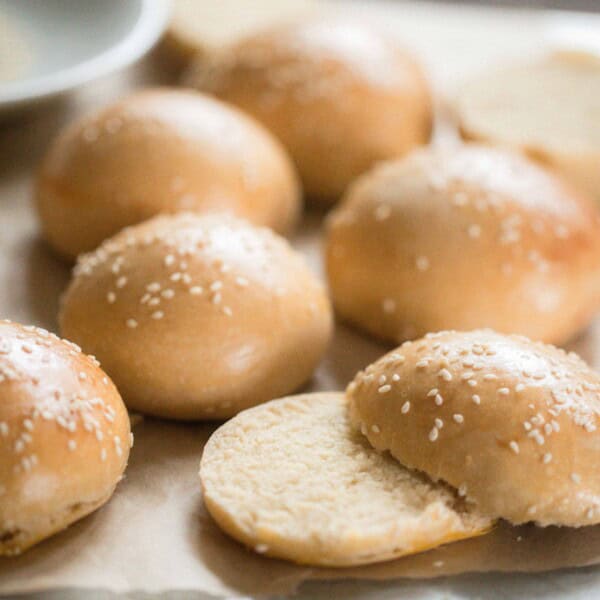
200,392,492,567
456,52,600,203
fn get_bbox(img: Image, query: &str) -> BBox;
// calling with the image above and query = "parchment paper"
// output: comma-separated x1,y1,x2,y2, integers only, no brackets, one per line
2,1,600,597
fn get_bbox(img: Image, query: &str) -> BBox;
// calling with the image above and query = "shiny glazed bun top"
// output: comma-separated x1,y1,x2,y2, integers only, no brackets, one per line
0,320,130,556
187,19,432,204
349,329,600,527
36,88,301,260
326,144,600,345
59,213,333,420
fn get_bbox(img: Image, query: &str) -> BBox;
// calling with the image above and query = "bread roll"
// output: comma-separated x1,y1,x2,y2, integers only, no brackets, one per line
0,320,131,556
325,144,600,345
60,213,332,420
348,330,600,527
200,392,492,566
186,19,432,205
35,89,300,260
455,52,600,203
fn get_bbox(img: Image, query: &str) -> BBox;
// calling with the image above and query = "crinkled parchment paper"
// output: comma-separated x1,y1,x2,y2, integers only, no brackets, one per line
1,1,600,596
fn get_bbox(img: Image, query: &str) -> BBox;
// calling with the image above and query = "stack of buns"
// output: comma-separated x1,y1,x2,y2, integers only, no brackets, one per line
3,12,600,571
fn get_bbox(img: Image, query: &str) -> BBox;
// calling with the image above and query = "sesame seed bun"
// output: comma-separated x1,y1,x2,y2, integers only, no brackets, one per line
59,213,333,420
455,52,600,204
325,144,600,345
35,88,301,261
200,392,492,566
348,330,600,527
0,320,131,556
185,19,432,205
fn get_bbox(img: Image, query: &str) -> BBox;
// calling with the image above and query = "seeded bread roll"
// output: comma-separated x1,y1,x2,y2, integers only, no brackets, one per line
59,213,332,420
0,320,131,556
200,392,492,566
35,89,301,260
348,330,600,527
325,144,600,345
455,52,600,204
186,19,432,205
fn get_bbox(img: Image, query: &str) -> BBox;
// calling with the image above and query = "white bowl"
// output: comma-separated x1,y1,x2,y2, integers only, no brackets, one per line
0,0,170,112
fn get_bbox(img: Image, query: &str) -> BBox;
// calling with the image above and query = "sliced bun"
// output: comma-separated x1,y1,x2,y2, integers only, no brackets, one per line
325,144,600,344
35,89,300,260
59,213,332,420
200,392,492,566
455,52,600,203
348,330,600,527
186,19,432,205
0,320,131,556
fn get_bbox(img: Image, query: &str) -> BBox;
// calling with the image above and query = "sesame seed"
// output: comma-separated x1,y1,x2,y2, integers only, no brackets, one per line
515,383,526,393
433,560,444,568
164,255,175,267
472,394,481,404
382,298,396,314
498,387,510,396
223,306,233,316
152,311,164,320
162,289,175,299
392,374,401,382
435,394,444,406
401,401,410,414
378,385,392,394
23,419,34,431
427,388,439,397
374,204,391,221
14,440,25,453
467,379,477,387
429,427,439,442
571,473,582,484
170,272,182,282
126,319,138,329
107,292,116,304
509,441,519,454
483,374,498,381
434,418,444,429
543,453,552,464
467,224,481,238
416,359,429,369
458,483,467,497
235,276,249,287
438,368,452,381
101,448,107,462
587,508,595,519
371,424,380,434
147,282,161,293
453,414,464,424
255,544,269,554
0,422,8,436
116,276,127,289
378,375,387,385
415,256,430,271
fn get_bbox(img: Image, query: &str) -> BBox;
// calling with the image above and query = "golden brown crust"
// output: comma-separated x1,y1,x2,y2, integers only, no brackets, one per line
325,144,600,345
186,19,432,205
59,213,333,420
348,330,600,527
35,88,301,260
0,321,131,556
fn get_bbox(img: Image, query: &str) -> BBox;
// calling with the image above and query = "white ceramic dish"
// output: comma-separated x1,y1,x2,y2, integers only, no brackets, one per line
0,0,170,112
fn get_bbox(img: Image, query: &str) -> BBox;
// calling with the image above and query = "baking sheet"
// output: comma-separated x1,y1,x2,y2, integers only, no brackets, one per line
2,1,600,597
